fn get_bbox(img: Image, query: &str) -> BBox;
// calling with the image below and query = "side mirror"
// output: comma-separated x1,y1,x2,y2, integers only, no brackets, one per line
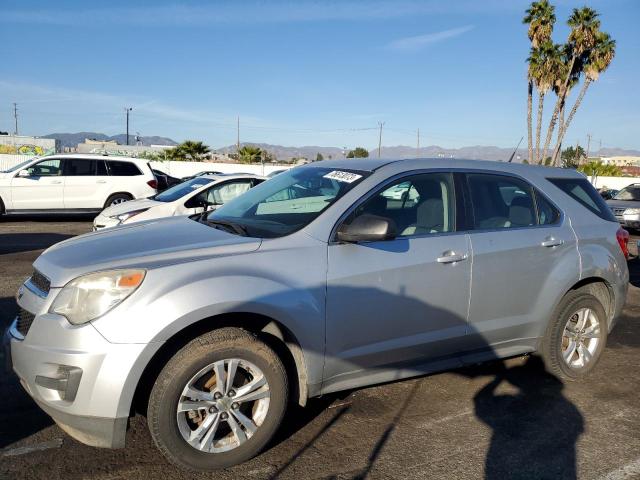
336,214,397,243
17,169,30,178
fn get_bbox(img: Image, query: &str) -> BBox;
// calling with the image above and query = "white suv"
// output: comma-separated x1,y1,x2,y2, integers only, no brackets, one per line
0,154,157,215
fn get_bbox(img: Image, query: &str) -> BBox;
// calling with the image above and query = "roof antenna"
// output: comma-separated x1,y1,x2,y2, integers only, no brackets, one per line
507,136,524,163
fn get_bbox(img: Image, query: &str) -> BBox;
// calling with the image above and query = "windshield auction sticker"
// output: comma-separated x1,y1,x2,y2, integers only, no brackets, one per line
323,171,363,183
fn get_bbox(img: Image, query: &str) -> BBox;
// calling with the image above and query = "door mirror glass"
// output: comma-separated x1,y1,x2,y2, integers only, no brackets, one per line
17,169,30,178
337,213,397,243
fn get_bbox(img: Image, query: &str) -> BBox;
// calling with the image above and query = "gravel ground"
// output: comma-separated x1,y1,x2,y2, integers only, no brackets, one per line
0,216,639,480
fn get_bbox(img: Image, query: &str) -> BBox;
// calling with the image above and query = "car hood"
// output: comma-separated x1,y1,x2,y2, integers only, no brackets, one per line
606,199,640,209
99,198,162,217
34,216,261,286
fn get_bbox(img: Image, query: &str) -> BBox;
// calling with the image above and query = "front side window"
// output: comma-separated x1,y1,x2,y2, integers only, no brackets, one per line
155,177,213,202
343,172,454,237
612,185,640,201
467,174,536,229
206,167,368,238
107,160,142,176
26,159,63,177
207,181,253,205
64,159,96,176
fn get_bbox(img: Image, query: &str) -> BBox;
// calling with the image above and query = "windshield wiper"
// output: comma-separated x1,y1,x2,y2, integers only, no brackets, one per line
202,218,248,236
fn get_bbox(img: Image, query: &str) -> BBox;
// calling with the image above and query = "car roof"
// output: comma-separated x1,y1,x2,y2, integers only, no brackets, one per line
300,157,585,178
36,153,152,165
200,173,266,180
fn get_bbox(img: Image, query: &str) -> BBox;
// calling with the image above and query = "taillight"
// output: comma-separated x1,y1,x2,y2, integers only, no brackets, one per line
616,227,630,259
147,179,158,190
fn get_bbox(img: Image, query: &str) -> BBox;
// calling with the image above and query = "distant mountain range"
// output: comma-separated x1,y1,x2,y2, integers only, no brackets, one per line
44,132,640,162
43,132,177,149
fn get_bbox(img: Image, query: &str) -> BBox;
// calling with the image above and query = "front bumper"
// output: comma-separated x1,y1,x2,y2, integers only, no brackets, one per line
6,310,150,448
614,213,640,229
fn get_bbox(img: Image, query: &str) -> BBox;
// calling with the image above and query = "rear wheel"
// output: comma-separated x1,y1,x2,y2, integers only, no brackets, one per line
147,328,288,471
541,291,608,381
104,193,132,208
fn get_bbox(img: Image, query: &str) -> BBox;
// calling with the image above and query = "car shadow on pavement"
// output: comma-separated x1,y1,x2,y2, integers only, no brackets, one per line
0,233,76,255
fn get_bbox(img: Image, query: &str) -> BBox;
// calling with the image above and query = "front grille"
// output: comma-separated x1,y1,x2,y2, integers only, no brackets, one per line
16,308,35,337
611,207,626,216
29,270,51,296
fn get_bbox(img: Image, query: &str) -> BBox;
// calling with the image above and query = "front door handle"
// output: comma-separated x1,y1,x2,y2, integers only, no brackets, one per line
437,251,468,264
541,237,564,248
51,180,62,184
96,179,107,184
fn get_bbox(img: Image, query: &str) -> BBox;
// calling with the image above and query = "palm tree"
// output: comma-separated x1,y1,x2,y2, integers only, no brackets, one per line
179,140,210,161
523,1,556,163
238,145,263,164
551,31,615,163
528,41,561,163
547,7,600,165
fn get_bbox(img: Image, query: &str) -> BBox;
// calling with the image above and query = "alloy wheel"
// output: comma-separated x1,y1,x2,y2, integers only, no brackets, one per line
561,307,601,369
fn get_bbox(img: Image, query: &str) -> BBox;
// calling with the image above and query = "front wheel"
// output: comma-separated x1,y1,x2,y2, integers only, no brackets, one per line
147,328,288,471
541,291,608,381
104,193,132,209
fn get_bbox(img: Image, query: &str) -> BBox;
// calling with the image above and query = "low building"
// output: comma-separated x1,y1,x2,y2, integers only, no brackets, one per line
0,134,59,156
600,156,640,167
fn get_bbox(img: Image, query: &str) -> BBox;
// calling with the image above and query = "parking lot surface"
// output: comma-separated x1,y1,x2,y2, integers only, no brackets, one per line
1,217,639,480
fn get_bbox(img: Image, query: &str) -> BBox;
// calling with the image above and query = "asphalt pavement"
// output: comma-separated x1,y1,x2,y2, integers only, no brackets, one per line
1,216,639,480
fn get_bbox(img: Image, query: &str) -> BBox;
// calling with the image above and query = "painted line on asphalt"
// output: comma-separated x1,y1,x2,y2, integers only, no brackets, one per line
1,438,63,457
599,457,640,480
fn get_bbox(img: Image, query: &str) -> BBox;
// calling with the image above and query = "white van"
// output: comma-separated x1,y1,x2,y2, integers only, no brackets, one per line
0,154,157,215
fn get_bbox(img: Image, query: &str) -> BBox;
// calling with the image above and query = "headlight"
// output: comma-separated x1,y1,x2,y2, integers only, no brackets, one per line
110,208,149,224
50,269,145,325
624,208,640,215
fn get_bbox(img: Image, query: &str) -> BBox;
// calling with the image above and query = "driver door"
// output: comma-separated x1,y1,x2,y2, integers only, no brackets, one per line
10,158,65,210
323,172,472,391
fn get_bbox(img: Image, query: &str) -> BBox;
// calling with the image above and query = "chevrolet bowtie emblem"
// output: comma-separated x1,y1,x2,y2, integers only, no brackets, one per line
17,286,24,300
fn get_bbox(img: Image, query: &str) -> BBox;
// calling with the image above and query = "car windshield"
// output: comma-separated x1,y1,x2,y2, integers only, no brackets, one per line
154,177,213,202
1,158,36,173
205,167,369,238
613,186,640,201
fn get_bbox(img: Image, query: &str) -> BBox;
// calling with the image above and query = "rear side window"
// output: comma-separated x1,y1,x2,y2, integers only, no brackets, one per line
467,174,536,229
535,192,561,225
547,177,616,222
64,159,96,176
107,161,142,176
96,160,108,176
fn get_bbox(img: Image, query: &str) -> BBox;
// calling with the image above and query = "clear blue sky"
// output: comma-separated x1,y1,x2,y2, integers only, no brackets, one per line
1,0,638,151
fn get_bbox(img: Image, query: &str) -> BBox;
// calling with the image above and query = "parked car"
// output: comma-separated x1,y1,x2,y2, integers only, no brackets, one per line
181,170,224,182
5,158,629,471
0,154,157,215
152,169,182,191
266,169,288,178
606,183,640,230
93,174,265,230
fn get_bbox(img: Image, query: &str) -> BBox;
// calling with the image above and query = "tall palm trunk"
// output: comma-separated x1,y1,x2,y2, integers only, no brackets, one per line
527,81,533,164
535,92,545,163
552,79,592,165
543,54,577,165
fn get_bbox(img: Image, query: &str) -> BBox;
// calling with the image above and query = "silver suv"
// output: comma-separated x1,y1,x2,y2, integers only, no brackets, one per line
5,159,629,471
606,183,640,230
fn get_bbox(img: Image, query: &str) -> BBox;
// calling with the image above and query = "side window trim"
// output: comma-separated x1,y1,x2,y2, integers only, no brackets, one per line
330,170,459,243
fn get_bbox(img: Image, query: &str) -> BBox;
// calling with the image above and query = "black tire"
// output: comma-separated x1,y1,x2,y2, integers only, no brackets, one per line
104,193,132,209
147,327,288,471
541,291,608,381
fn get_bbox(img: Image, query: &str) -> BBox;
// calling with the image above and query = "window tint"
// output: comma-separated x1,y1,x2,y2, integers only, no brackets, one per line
467,174,536,229
107,160,141,176
547,177,616,222
64,159,96,176
345,172,454,237
535,192,560,225
26,159,63,177
96,160,108,176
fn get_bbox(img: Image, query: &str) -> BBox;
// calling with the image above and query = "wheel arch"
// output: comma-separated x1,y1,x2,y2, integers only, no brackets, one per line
567,277,615,327
104,191,134,208
132,312,310,418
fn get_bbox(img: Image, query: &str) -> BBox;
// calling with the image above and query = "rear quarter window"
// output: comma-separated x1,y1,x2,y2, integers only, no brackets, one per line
547,177,616,222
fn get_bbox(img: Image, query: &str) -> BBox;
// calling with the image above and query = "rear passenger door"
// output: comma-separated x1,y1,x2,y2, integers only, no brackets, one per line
464,173,579,354
63,158,109,209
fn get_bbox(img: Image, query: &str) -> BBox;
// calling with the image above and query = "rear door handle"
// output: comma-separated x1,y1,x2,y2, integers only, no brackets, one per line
541,237,564,248
437,251,468,264
51,180,62,184
96,179,107,184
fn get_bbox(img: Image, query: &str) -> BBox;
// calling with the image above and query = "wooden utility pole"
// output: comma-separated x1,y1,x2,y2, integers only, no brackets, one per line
585,133,592,160
236,116,240,152
377,121,385,158
12,103,18,135
417,128,420,157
